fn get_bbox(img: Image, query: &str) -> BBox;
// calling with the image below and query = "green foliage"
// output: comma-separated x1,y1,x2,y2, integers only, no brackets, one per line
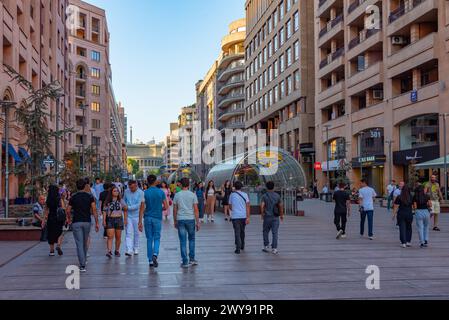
127,158,140,175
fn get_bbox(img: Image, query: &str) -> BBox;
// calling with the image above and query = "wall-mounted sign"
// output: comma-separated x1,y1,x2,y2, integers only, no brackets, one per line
393,146,439,166
352,155,386,168
314,162,322,170
411,90,418,103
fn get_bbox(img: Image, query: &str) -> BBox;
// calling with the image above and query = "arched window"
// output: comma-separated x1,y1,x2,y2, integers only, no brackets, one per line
399,114,438,150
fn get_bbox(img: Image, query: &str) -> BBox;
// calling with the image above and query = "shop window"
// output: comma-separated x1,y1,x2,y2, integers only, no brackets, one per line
399,114,439,150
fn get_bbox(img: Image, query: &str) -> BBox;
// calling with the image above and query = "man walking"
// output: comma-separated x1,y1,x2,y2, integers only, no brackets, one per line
229,181,250,254
425,175,444,231
66,179,99,272
173,178,200,268
93,177,104,212
260,181,284,254
124,180,145,256
358,179,377,240
386,180,396,212
139,175,168,268
333,183,351,239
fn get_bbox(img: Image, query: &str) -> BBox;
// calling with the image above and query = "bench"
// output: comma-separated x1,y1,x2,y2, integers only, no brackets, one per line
0,218,41,241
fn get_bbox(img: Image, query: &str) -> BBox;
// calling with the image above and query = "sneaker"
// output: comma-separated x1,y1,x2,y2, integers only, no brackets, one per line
401,244,406,248
340,234,347,239
56,247,63,256
125,252,133,257
434,227,441,231
189,260,199,266
420,243,425,248
424,241,429,247
369,236,374,240
272,249,279,255
114,251,121,257
234,249,241,254
181,263,189,269
262,246,270,253
106,251,112,259
211,217,215,223
406,243,412,247
149,263,154,268
79,266,87,273
49,251,55,257
336,230,344,239
152,255,159,268
134,250,139,255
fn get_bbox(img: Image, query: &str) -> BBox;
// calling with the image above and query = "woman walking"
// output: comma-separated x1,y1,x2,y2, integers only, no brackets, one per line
414,185,432,248
393,185,414,248
103,186,128,258
205,181,216,223
161,181,172,220
44,185,66,256
195,182,206,223
221,180,232,221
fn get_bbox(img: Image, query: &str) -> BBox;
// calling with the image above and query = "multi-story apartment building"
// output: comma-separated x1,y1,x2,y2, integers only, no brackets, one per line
68,0,124,175
1,0,70,200
165,122,180,174
315,0,449,195
178,105,195,166
244,0,316,182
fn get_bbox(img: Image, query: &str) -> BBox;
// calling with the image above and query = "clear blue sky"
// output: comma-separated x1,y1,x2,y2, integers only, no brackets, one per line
87,0,245,144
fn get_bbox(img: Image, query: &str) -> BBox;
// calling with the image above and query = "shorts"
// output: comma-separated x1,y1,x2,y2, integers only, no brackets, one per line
106,217,124,230
430,201,441,214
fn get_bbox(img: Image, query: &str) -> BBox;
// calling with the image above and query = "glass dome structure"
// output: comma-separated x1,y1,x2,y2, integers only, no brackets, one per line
167,166,202,186
206,147,307,190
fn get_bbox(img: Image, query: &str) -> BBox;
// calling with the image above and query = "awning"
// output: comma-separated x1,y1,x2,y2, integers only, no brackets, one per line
2,142,22,163
414,155,449,169
18,147,31,163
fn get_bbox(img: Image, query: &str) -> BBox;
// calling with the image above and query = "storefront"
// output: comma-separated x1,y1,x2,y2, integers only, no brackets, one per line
395,114,440,184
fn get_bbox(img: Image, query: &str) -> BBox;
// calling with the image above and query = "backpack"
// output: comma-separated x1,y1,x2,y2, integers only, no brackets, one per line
264,192,281,217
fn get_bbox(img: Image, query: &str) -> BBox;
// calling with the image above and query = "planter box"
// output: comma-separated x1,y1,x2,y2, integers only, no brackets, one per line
295,210,305,217
0,225,41,241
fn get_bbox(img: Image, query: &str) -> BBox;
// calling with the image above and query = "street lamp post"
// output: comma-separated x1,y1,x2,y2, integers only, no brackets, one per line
324,125,331,188
0,100,17,219
359,131,365,182
386,140,394,187
89,129,96,176
80,104,88,173
441,113,448,200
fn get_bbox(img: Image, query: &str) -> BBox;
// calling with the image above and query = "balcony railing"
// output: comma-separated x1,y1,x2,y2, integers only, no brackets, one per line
348,0,369,14
389,0,427,23
319,0,327,8
75,90,86,97
320,47,345,69
348,27,381,50
319,14,344,38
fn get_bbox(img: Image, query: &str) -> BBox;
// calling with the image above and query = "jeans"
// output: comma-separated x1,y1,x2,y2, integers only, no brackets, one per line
387,196,393,211
232,219,246,250
72,222,91,267
263,216,280,249
334,211,347,233
198,200,205,219
415,209,430,244
177,220,196,265
126,214,140,253
144,217,162,262
398,212,413,244
360,210,374,237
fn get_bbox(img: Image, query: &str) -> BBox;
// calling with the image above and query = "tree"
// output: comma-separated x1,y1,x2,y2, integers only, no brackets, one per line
59,148,96,192
127,158,140,175
4,65,73,199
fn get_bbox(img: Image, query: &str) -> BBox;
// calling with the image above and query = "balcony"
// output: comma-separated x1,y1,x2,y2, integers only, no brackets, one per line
221,122,245,130
387,0,438,36
318,0,337,17
387,32,436,78
218,52,245,70
217,93,245,109
318,48,345,78
75,89,86,98
347,63,383,94
347,0,380,24
217,62,245,82
218,76,245,95
318,14,344,47
391,82,439,112
218,108,245,122
318,81,345,108
347,28,382,60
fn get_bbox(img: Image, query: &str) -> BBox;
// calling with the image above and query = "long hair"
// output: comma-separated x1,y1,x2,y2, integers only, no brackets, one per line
206,180,216,194
46,185,60,210
105,186,121,205
414,184,428,207
399,185,412,206
224,180,231,189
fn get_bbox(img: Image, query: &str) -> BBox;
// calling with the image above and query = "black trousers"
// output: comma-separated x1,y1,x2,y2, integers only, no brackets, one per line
398,212,413,244
232,219,246,250
334,211,347,233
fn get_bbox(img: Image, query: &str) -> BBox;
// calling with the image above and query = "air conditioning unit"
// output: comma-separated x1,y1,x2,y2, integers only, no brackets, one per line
373,89,384,100
391,36,407,45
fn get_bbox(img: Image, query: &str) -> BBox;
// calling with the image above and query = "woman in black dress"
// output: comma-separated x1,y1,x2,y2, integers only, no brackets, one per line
221,180,232,221
393,184,414,248
44,185,65,256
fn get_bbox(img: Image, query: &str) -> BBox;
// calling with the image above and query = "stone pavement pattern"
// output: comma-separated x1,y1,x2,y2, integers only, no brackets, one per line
1,200,449,300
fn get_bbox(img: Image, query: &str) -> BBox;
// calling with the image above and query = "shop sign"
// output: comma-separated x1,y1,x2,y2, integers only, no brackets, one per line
300,143,315,154
352,155,386,167
393,146,440,166
314,162,322,170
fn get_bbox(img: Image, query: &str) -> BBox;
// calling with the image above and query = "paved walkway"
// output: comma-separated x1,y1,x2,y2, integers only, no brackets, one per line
1,200,449,300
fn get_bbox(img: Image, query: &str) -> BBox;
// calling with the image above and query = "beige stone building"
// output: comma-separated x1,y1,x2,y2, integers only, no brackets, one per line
314,0,449,195
68,0,124,175
244,0,316,183
127,140,163,178
164,122,180,174
178,105,195,166
1,0,70,201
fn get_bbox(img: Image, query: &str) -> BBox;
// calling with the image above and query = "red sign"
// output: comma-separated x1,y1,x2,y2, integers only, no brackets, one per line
314,162,322,170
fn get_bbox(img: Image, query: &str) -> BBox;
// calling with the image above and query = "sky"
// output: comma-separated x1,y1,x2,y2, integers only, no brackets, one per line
87,0,246,144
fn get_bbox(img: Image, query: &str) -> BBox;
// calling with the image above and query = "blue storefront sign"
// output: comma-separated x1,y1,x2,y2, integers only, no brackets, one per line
411,90,418,103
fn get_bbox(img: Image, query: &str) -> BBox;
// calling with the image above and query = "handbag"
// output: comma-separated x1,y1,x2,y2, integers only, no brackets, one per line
56,207,66,223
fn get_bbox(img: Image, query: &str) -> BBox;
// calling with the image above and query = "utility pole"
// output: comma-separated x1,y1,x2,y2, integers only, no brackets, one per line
80,104,88,173
441,113,448,200
324,125,331,188
0,101,17,219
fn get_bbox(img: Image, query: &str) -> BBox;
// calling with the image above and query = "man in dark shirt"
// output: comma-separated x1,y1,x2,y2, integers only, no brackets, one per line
260,181,284,255
67,179,99,272
333,183,351,239
99,182,112,239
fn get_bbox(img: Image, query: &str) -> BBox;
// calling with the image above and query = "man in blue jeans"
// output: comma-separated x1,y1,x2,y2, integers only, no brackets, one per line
358,179,377,240
173,178,200,268
139,175,168,268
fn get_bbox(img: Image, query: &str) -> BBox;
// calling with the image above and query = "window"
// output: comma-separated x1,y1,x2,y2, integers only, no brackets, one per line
400,115,439,150
287,76,293,95
268,17,272,34
263,70,267,87
268,41,273,57
92,119,101,129
358,129,384,156
91,102,100,112
263,47,267,63
273,9,278,27
274,85,279,102
91,67,100,78
279,1,284,20
279,28,284,47
294,41,299,61
280,81,285,98
280,54,285,73
287,48,292,67
294,70,300,90
91,50,100,61
91,85,100,95
77,46,86,57
286,20,292,39
294,11,299,32
92,137,101,147
274,35,278,52
274,60,279,78
268,65,273,82
269,90,273,106
286,0,292,12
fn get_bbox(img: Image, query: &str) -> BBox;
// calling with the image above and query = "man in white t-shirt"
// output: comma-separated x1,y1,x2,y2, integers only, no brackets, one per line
386,180,396,211
229,181,250,254
358,179,377,240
